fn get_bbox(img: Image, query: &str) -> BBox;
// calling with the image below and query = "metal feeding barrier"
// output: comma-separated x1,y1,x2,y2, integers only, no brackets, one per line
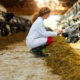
0,11,32,36
57,0,80,43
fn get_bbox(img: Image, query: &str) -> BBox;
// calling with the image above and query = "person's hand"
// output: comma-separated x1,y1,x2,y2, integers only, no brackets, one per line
57,30,63,35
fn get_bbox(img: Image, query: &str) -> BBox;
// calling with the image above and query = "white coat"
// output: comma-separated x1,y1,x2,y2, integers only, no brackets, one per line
26,17,57,48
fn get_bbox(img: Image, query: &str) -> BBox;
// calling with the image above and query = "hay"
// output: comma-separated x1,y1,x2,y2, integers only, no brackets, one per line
45,36,80,80
0,31,28,51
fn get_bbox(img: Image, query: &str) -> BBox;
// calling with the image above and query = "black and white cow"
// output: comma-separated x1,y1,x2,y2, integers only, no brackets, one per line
1,13,14,36
62,22,80,43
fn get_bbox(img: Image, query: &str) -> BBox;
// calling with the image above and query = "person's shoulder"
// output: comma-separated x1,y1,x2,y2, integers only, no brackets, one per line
32,17,43,26
36,17,43,23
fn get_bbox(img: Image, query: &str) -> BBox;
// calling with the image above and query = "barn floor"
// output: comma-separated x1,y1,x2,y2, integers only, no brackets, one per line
0,40,61,80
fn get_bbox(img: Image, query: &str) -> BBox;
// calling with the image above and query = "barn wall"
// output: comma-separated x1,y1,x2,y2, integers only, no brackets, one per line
0,4,7,12
19,15,32,20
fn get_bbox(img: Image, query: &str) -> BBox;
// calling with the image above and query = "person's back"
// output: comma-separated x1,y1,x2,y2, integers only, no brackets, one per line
27,17,43,39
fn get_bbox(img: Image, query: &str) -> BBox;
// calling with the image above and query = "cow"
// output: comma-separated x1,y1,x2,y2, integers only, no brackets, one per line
1,13,14,36
62,22,80,43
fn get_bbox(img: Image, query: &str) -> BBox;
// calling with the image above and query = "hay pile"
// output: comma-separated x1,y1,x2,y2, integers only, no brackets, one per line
0,31,28,50
45,35,80,80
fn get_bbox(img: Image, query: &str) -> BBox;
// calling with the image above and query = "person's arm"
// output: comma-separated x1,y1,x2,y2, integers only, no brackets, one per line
36,22,58,37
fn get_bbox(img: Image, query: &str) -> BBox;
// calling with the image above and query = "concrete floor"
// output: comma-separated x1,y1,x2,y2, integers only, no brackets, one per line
0,40,61,80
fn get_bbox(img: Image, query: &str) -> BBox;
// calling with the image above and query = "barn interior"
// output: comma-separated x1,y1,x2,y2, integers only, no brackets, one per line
0,0,79,30
0,0,80,80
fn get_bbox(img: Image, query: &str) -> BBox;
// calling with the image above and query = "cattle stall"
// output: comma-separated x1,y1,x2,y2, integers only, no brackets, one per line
0,11,32,36
57,0,80,43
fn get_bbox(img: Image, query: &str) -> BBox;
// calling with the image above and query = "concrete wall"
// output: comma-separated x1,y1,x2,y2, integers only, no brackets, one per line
19,15,32,20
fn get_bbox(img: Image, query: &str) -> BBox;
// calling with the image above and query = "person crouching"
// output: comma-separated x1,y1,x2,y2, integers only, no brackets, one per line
26,7,62,57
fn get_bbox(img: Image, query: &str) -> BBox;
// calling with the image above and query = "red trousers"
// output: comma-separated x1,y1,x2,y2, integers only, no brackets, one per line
47,37,53,45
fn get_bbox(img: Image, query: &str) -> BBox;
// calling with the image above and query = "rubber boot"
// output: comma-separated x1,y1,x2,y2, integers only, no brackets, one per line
30,43,48,57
